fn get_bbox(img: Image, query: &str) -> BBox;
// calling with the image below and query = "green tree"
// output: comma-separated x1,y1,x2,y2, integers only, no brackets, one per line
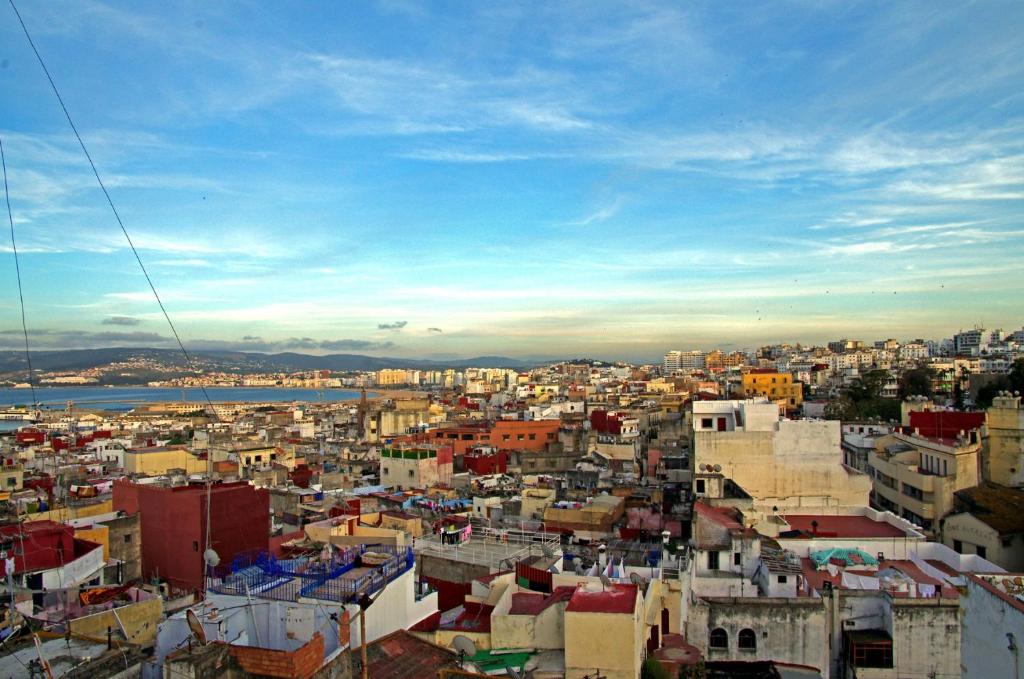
898,365,935,400
1010,358,1024,393
976,359,1024,408
642,658,672,679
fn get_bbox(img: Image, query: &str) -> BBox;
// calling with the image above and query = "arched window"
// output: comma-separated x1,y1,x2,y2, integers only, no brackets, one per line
709,628,728,649
738,628,757,651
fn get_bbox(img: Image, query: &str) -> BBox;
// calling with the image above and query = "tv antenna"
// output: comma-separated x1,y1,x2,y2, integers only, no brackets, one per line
452,635,477,668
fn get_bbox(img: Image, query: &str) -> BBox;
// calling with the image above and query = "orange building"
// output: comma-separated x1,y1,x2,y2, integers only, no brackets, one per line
741,369,803,408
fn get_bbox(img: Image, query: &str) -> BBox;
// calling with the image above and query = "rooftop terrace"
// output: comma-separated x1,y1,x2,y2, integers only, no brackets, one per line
414,523,561,570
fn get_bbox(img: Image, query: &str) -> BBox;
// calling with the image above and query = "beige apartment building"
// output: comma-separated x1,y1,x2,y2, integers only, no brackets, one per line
868,431,981,534
692,399,871,512
123,445,207,475
986,393,1024,487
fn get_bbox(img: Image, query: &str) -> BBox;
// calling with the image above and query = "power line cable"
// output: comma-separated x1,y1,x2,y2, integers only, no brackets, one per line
0,136,37,410
6,0,219,426
7,0,223,600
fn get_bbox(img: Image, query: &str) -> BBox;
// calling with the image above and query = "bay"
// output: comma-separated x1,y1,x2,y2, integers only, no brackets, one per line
0,385,369,413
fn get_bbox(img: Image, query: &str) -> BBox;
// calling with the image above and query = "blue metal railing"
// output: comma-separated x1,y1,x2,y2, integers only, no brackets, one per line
210,545,415,604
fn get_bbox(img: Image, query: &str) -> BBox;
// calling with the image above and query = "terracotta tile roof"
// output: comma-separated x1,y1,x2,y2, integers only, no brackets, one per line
364,629,459,679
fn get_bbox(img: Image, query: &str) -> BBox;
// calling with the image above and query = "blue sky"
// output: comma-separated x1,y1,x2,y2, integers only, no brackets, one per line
1,0,1022,362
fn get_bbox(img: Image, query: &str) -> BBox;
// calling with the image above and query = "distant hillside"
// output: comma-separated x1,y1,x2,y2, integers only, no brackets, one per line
0,347,533,376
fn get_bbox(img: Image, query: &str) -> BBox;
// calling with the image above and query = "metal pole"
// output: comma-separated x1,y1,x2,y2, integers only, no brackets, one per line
360,609,368,679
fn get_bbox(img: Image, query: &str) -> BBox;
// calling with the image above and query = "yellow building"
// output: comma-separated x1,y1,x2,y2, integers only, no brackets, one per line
123,445,207,475
741,370,803,408
564,583,644,679
376,369,412,386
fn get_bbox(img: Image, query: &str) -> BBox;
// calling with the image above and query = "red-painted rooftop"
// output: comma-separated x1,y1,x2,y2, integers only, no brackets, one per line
782,515,910,538
694,502,745,531
508,586,575,616
566,583,638,615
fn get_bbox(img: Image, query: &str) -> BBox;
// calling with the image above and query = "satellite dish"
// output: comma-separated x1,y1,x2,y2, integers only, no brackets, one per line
599,574,612,590
548,565,560,574
203,549,221,567
713,464,722,473
629,572,643,585
452,635,477,666
186,609,207,645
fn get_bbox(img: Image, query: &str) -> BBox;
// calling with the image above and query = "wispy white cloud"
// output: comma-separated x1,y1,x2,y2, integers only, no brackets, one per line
567,197,623,226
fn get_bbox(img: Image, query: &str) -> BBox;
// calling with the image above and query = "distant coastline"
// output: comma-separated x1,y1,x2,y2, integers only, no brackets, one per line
0,385,388,411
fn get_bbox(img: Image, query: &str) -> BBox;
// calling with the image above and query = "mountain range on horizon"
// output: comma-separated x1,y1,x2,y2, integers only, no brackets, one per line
0,347,551,378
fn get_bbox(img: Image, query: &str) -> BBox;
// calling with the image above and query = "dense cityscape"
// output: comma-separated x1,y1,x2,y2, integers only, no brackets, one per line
2,1,1023,677
0,324,1021,677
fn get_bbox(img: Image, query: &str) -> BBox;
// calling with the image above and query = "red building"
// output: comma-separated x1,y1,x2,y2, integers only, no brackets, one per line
590,410,631,435
0,521,104,596
113,480,269,593
908,410,985,440
463,450,508,475
14,428,45,446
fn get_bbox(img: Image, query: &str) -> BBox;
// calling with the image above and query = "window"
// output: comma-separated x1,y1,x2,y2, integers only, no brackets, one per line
517,434,525,441
701,418,713,429
382,468,388,475
777,575,788,584
977,546,987,559
738,629,757,651
253,455,262,463
547,433,556,441
942,459,948,476
849,638,893,668
953,539,963,553
709,628,728,649
901,483,924,501
708,551,720,570
1003,537,1013,548
408,469,415,477
695,480,706,494
502,434,510,441
528,434,536,441
733,553,741,566
192,541,199,552
124,534,132,544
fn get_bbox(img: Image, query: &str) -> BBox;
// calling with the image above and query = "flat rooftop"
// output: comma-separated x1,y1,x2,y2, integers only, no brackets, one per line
782,515,909,539
415,525,561,570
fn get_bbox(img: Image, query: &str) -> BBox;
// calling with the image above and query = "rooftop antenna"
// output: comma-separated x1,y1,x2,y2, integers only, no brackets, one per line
452,635,477,668
186,608,208,646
